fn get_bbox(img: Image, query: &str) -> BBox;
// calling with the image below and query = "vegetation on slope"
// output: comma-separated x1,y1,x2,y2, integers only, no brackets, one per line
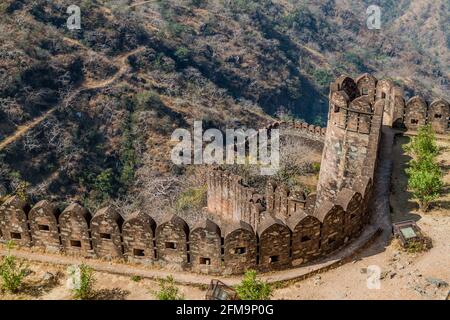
0,0,448,218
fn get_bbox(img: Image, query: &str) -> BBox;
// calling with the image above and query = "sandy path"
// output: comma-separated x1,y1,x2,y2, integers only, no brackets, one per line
83,47,145,89
0,89,81,151
0,43,144,151
0,261,206,300
0,108,56,150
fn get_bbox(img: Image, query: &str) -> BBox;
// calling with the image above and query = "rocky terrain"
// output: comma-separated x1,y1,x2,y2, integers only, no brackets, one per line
0,0,449,218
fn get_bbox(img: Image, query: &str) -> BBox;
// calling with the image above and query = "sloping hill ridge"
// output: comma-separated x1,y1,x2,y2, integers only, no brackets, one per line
0,0,448,215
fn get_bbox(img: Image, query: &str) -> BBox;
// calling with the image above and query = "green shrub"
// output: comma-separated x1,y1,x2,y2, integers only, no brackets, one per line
190,0,207,8
313,68,333,87
403,125,438,160
174,47,190,62
68,264,95,300
235,270,272,300
153,53,175,72
14,181,30,202
0,241,29,293
404,125,443,211
284,6,317,31
131,275,142,282
343,52,367,73
312,162,321,173
175,186,207,212
134,90,164,111
405,238,431,253
166,23,190,37
154,276,184,300
229,0,259,14
406,158,443,211
119,114,138,190
92,168,114,202
275,106,295,122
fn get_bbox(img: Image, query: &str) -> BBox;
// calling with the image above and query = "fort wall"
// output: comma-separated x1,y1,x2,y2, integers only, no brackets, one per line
1,74,448,275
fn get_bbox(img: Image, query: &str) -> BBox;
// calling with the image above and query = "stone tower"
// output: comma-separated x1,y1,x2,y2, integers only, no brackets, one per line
315,75,385,207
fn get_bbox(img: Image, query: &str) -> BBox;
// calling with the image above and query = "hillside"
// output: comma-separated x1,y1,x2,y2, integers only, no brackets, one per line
0,0,448,216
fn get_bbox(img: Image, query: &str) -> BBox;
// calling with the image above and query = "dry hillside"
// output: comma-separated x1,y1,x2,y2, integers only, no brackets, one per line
0,0,448,217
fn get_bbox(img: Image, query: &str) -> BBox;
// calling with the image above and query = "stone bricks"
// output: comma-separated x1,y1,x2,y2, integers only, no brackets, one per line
333,76,359,100
155,214,189,268
356,73,377,103
0,195,30,246
257,216,291,271
59,203,92,256
189,219,222,274
286,209,321,264
315,201,345,254
336,188,363,239
91,206,124,260
29,200,60,252
429,99,450,134
405,96,428,131
354,177,373,225
122,211,156,264
266,183,289,220
223,221,257,274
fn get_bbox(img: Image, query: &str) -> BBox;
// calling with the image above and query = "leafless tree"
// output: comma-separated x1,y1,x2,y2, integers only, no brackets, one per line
23,131,41,152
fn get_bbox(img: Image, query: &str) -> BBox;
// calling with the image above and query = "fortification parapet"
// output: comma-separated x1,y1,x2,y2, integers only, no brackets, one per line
59,203,91,256
1,74,446,275
405,96,428,131
314,201,345,254
286,209,321,264
336,188,364,238
223,220,257,274
429,99,450,134
155,214,189,268
189,219,222,274
257,215,291,271
122,211,155,264
28,200,60,252
91,206,123,259
317,75,384,208
0,195,30,246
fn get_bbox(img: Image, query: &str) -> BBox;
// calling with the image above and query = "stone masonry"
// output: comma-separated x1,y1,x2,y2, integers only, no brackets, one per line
1,74,448,275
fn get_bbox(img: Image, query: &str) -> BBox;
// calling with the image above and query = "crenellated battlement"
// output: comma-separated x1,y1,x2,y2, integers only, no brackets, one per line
0,181,372,274
1,74,448,275
330,74,450,134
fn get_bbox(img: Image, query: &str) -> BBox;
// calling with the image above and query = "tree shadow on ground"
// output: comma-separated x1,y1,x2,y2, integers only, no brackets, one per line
431,200,450,213
21,271,64,298
91,288,130,300
389,134,422,223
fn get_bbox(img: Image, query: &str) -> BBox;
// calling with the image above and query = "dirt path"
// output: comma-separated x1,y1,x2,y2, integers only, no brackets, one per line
0,261,206,300
0,2,149,152
0,44,145,152
83,47,145,89
0,108,55,151
0,89,81,151
129,1,154,8
0,131,391,290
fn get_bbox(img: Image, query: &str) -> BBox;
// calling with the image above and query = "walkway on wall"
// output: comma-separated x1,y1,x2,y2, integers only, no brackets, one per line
372,127,396,241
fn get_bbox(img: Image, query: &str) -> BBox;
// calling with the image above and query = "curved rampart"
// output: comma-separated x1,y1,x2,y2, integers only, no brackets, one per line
1,74,447,275
0,175,372,275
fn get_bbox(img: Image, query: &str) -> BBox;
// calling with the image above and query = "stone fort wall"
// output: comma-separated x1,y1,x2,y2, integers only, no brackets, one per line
0,74,448,275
